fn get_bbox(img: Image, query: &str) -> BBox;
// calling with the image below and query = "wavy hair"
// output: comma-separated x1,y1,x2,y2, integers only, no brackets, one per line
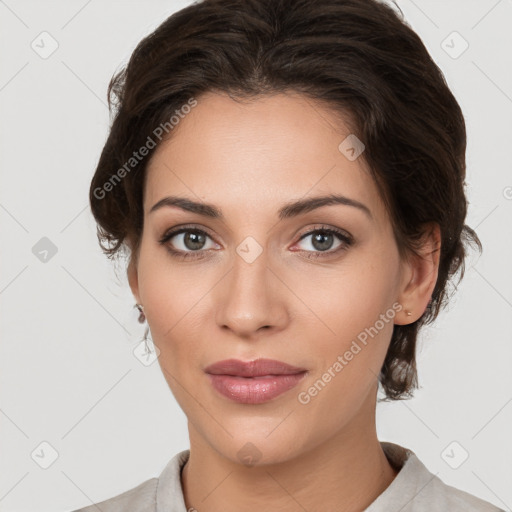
89,0,482,399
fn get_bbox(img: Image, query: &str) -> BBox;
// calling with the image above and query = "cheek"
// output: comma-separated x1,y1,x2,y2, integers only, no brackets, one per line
135,249,207,361
295,285,397,421
137,239,209,320
291,250,399,388
291,252,397,338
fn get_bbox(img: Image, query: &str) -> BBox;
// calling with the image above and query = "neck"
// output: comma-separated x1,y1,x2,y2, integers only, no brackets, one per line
181,395,397,512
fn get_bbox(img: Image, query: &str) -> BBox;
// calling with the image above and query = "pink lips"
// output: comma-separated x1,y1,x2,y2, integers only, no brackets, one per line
204,358,307,404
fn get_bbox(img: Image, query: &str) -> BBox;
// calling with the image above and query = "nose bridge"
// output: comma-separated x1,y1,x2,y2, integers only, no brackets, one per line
214,236,288,336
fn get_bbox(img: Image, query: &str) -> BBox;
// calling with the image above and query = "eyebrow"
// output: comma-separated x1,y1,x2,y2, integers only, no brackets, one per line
149,194,372,221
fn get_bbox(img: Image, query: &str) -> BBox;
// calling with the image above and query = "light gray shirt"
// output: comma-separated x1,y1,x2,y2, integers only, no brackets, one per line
71,442,504,511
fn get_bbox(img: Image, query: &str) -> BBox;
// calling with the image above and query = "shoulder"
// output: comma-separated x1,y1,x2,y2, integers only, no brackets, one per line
417,472,504,511
374,442,504,512
70,477,158,512
69,449,190,512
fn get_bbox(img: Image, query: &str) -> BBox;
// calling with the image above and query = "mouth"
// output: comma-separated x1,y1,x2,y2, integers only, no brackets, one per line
204,358,308,404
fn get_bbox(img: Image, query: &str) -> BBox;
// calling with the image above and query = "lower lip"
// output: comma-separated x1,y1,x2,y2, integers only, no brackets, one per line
207,372,307,404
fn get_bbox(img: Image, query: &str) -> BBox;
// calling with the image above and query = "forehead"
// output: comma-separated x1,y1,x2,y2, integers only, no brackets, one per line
144,91,388,226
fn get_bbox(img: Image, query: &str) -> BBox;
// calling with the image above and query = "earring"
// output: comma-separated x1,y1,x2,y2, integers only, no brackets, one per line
406,310,412,316
135,303,146,323
135,304,151,353
141,324,151,353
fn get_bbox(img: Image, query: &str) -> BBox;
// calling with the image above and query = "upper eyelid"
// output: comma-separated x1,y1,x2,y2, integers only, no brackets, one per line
161,224,217,241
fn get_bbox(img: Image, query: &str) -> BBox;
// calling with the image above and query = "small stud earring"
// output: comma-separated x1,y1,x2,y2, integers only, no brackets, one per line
406,310,412,316
135,303,146,323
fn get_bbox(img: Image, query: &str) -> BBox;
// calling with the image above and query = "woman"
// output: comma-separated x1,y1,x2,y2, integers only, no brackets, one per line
75,0,503,510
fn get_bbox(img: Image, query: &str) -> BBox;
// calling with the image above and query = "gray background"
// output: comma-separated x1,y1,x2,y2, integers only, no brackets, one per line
0,0,511,510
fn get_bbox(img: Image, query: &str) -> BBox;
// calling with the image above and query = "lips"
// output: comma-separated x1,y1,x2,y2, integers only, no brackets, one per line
204,358,308,404
204,358,307,377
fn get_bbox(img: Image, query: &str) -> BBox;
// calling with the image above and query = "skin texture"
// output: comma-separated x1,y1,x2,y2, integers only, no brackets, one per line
127,91,440,512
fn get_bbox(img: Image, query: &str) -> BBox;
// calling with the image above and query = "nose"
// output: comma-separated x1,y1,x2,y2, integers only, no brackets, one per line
214,245,289,339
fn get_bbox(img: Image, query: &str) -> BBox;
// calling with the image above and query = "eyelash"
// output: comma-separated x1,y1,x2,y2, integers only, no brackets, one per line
158,224,354,261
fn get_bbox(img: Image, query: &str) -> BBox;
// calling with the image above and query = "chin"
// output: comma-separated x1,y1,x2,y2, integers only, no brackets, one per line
202,423,308,467
228,439,298,467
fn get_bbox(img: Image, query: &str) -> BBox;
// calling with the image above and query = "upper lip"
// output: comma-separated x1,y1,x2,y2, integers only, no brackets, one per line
204,358,307,377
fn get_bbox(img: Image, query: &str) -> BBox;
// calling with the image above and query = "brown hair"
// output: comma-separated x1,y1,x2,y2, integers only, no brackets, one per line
89,0,482,400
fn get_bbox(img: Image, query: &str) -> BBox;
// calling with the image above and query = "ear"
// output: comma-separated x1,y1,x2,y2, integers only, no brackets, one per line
394,222,441,325
127,255,141,305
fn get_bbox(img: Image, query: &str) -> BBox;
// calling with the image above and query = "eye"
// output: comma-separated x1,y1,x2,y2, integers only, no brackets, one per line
159,225,219,260
294,225,353,259
158,224,354,261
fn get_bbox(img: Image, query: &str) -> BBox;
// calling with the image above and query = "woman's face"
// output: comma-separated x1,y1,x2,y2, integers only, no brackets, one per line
128,91,423,465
